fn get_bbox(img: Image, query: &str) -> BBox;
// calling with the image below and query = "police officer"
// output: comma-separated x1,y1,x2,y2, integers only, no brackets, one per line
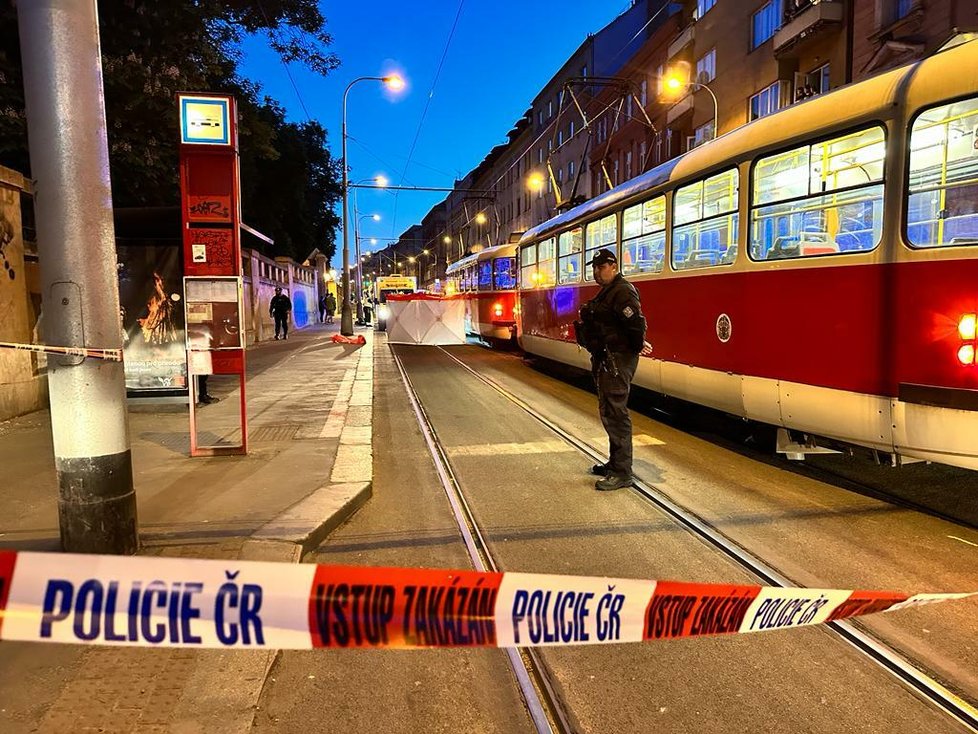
577,248,652,491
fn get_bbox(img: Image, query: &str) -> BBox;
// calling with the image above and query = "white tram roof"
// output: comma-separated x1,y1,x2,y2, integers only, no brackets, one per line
521,39,978,246
445,243,517,274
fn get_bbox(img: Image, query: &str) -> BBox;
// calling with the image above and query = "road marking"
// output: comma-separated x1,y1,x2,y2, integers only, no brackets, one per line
948,535,978,548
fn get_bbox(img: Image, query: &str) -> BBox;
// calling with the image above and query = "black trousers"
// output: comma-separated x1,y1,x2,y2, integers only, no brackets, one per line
593,351,639,476
274,313,289,337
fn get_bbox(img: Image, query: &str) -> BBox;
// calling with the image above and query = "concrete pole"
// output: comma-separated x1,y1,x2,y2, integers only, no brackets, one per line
18,0,138,554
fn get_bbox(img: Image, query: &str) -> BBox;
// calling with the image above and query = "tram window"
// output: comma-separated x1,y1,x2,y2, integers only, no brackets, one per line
907,97,978,248
584,214,618,281
672,170,739,270
750,126,885,260
478,260,493,290
537,237,557,287
520,244,537,267
622,195,665,275
558,227,583,284
493,257,516,289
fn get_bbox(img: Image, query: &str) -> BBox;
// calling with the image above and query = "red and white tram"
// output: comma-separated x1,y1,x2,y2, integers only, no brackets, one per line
446,243,519,346
517,39,978,470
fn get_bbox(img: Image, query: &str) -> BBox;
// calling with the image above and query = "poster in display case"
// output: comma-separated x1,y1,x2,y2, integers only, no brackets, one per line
184,276,242,351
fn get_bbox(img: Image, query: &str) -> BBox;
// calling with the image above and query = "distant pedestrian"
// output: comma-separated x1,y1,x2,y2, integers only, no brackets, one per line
324,292,336,324
270,287,292,340
574,248,652,491
319,294,328,324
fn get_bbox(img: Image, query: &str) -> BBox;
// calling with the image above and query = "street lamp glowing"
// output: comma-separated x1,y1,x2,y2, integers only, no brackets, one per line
527,172,544,191
443,235,452,244
383,74,405,91
408,256,416,263
371,214,381,222
375,175,389,188
370,238,378,245
475,212,487,225
666,75,685,91
422,249,429,255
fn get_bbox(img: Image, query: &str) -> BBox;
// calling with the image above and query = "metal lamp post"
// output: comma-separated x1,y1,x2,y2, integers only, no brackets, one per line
341,75,403,335
666,76,719,140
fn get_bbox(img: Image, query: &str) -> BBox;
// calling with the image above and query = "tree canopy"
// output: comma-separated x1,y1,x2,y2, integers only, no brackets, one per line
0,0,341,262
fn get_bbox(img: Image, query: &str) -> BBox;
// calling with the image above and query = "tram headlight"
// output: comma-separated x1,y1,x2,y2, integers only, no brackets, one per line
493,302,503,318
959,313,977,341
958,343,976,366
378,304,390,320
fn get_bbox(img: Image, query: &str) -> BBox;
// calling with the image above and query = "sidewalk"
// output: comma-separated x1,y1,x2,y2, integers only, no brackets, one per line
0,321,376,733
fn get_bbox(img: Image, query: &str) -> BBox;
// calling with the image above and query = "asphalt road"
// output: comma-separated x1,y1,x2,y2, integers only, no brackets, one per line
259,341,976,733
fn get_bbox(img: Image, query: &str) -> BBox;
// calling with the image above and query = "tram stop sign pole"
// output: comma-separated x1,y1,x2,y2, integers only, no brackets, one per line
177,93,248,456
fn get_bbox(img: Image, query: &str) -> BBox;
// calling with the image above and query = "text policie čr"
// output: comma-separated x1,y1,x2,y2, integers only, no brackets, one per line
511,586,626,644
40,575,264,645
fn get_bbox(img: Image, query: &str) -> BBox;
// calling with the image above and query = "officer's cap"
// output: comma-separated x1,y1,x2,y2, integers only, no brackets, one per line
589,248,618,267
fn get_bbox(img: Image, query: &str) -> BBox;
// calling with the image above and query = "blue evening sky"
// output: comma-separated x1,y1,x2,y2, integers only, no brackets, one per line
238,2,632,267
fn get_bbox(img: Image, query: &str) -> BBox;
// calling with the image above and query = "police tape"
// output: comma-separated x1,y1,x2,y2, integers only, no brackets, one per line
0,341,123,361
0,551,973,649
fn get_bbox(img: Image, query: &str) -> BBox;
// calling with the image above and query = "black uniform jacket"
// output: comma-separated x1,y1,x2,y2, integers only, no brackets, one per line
587,274,647,355
269,294,292,315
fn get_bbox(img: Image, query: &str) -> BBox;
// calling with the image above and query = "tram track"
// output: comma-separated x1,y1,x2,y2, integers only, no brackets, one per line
395,343,978,733
392,345,574,734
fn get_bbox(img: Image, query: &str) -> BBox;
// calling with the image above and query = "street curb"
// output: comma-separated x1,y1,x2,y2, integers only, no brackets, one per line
248,480,372,557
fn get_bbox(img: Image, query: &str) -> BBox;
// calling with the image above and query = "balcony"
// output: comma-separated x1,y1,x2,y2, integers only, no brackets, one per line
773,0,844,57
668,23,694,60
666,92,694,125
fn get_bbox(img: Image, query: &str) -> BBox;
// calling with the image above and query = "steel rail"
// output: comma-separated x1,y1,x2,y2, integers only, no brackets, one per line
390,346,575,734
436,346,978,733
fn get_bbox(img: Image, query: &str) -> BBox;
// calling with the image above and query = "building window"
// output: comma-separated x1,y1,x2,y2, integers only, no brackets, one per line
655,64,665,96
548,100,553,118
797,63,831,102
626,94,633,120
558,129,564,146
749,80,789,120
751,1,782,50
582,65,588,77
538,110,543,126
639,141,647,169
538,147,544,163
640,78,648,107
625,150,633,180
690,120,715,149
568,160,575,178
696,49,716,83
557,168,563,184
570,120,575,137
697,0,717,17
896,0,914,20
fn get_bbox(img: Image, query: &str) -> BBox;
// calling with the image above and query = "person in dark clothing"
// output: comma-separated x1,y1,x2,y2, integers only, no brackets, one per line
574,248,652,491
324,292,336,324
270,287,292,340
318,294,328,324
196,375,218,405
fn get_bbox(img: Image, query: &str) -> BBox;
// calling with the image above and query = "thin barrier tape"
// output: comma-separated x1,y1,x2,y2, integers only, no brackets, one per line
0,551,973,650
0,341,123,361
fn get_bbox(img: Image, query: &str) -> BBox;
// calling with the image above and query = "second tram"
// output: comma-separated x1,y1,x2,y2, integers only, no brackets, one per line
446,243,519,346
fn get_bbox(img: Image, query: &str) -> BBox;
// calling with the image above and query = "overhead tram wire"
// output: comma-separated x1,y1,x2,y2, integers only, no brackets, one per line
445,1,679,204
389,0,466,238
256,0,313,122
